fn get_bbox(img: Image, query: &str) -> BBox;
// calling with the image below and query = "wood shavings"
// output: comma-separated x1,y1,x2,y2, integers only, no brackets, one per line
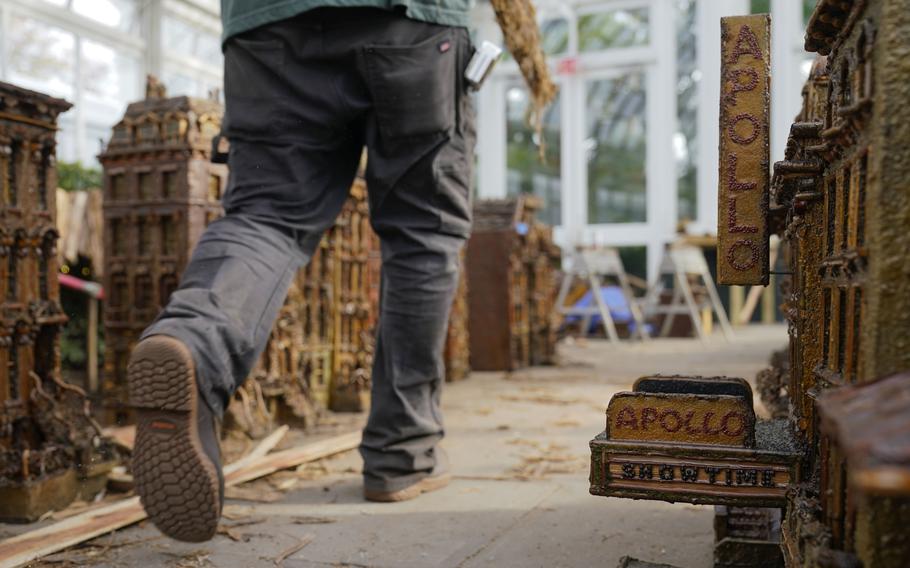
224,485,285,503
274,535,314,565
508,442,588,480
291,516,337,525
499,393,588,406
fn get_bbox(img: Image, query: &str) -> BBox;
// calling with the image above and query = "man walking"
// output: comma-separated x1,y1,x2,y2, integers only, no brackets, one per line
128,1,475,542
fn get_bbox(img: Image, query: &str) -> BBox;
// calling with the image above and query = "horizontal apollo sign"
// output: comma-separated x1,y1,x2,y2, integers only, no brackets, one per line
605,392,756,448
717,14,771,286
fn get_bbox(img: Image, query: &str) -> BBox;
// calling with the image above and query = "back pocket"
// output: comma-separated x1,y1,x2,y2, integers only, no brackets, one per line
363,29,457,140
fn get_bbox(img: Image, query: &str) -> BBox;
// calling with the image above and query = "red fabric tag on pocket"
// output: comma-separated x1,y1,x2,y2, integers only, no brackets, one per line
439,41,452,53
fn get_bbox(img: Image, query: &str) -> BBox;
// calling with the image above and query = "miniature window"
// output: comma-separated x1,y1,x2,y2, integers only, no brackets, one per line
857,155,867,246
111,219,126,256
0,144,8,206
208,174,221,202
110,274,128,307
38,252,48,301
38,145,51,210
851,289,862,381
110,174,125,201
137,218,150,255
112,124,131,145
839,63,852,108
159,274,178,306
161,217,175,255
162,170,177,199
6,243,16,301
7,140,19,207
855,33,867,99
165,119,184,143
138,122,159,145
841,166,851,251
135,274,152,309
138,172,153,200
837,289,848,373
8,340,19,400
825,177,836,256
822,288,832,364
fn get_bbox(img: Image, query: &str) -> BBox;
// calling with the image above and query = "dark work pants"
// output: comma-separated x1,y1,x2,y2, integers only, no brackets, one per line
142,8,476,492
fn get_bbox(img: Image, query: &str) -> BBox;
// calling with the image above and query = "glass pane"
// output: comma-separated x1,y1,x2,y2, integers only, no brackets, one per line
162,68,199,97
750,0,770,14
73,0,139,33
541,18,569,56
506,82,562,227
676,0,698,222
163,16,196,56
196,31,223,62
7,16,76,100
618,246,648,281
579,8,649,53
586,72,647,224
81,39,141,108
163,15,222,63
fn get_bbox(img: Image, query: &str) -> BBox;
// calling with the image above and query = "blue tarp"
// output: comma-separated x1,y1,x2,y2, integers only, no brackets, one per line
564,285,652,335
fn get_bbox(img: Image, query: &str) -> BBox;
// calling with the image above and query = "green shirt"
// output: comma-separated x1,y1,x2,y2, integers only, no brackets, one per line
221,0,473,41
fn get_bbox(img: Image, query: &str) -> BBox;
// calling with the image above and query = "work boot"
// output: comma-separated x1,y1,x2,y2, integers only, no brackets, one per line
364,449,451,503
128,335,224,542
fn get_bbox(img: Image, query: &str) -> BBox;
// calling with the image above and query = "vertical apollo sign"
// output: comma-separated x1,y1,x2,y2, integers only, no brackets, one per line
718,15,771,286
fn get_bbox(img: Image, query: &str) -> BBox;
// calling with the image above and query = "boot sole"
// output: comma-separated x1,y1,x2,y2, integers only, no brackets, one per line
129,336,221,542
364,473,452,503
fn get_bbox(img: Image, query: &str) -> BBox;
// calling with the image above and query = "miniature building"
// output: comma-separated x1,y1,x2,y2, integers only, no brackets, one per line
325,179,376,413
98,79,226,424
466,196,561,371
769,1,910,564
589,3,910,566
0,81,113,521
816,373,910,568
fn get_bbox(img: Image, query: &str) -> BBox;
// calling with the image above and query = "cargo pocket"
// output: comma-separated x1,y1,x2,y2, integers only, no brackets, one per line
434,158,473,238
222,34,286,137
363,29,457,140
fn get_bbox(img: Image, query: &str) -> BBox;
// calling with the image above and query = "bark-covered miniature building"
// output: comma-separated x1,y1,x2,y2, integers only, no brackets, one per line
98,79,226,424
0,82,113,521
466,196,561,371
769,1,910,564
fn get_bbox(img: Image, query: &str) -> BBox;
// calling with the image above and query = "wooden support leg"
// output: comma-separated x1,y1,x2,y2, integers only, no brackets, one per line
589,274,619,343
618,271,650,341
703,270,735,341
658,283,679,338
677,273,707,342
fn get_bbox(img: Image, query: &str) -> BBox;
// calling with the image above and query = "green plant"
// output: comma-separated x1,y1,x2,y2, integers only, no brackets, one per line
58,161,102,192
